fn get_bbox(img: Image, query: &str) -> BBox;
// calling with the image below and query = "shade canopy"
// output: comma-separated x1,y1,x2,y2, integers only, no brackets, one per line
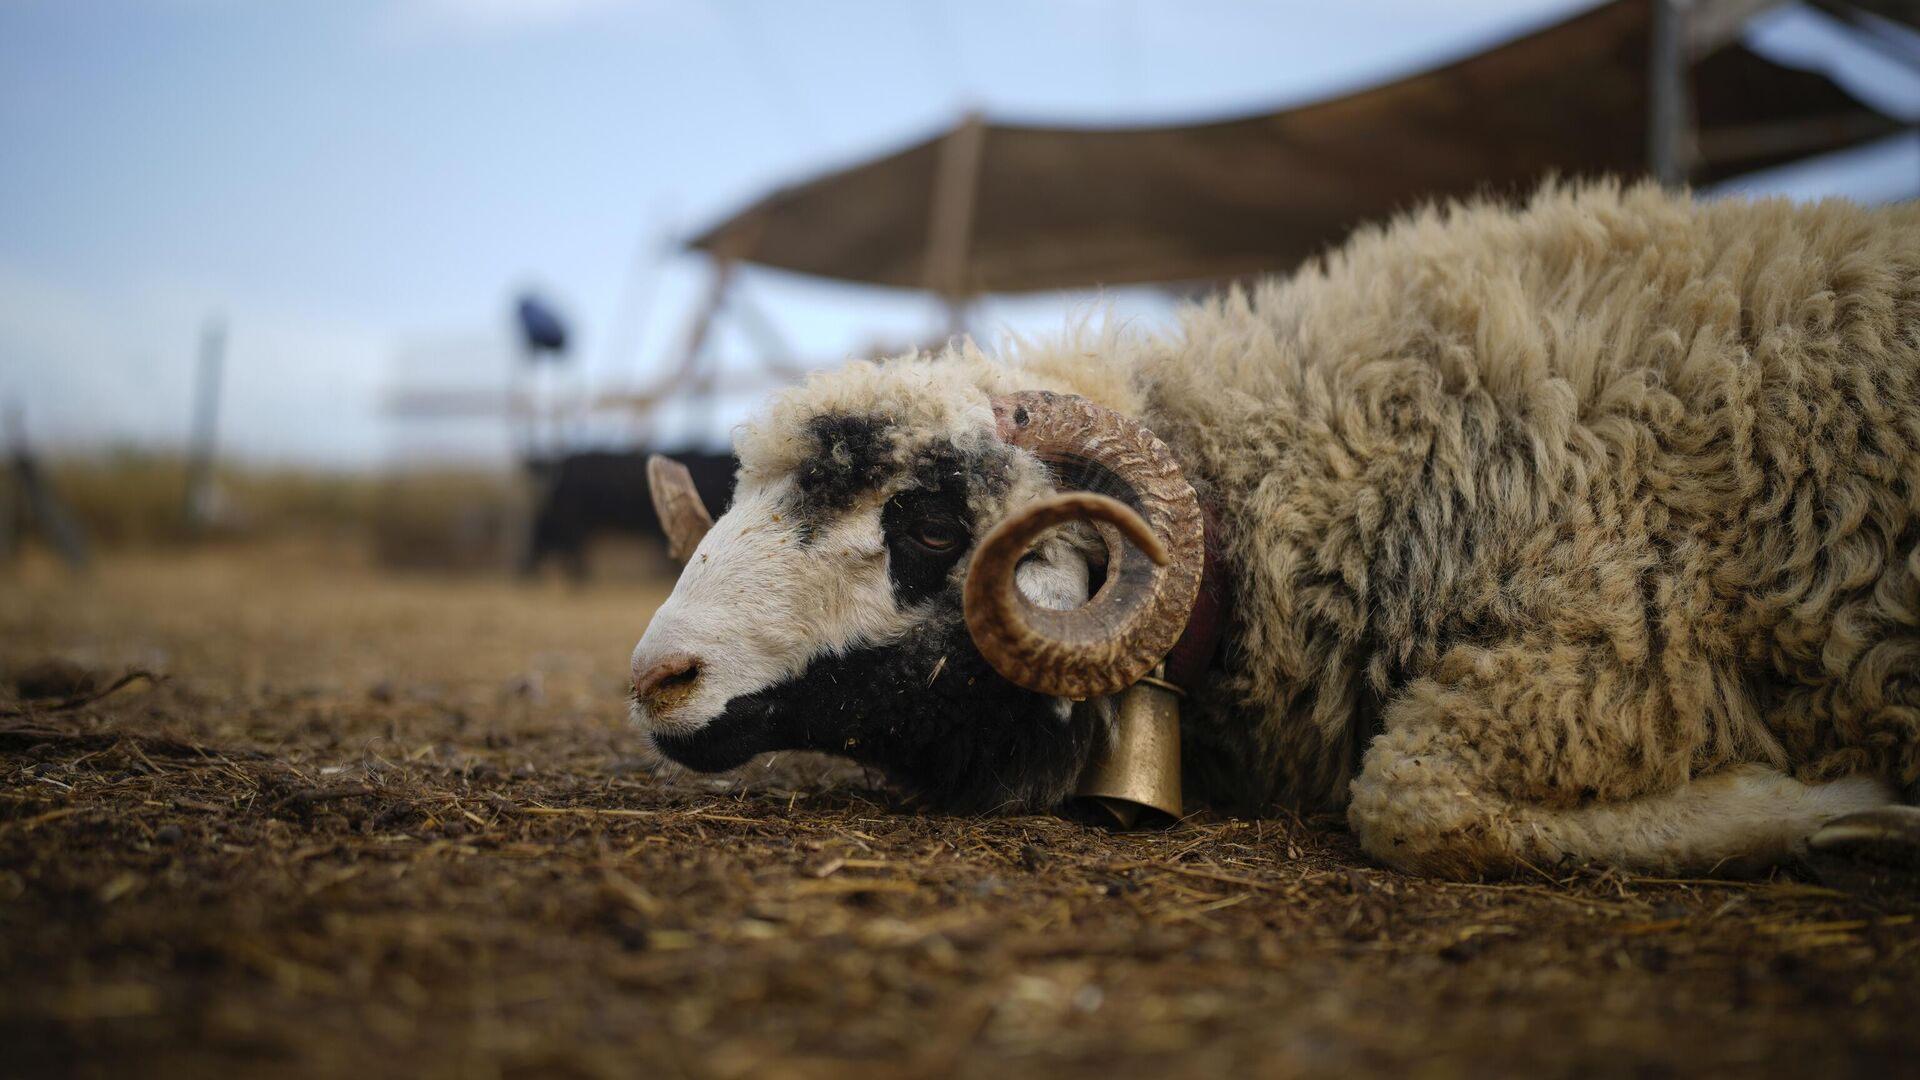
688,0,1907,294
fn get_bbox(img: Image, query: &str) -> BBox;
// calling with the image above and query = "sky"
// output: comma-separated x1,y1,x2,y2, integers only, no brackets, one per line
3,0,1918,468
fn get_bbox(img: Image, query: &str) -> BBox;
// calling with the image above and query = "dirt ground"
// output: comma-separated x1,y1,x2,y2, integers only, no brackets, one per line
2,542,1917,1080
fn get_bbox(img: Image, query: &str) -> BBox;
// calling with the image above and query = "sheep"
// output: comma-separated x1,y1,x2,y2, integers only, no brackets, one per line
628,180,1920,880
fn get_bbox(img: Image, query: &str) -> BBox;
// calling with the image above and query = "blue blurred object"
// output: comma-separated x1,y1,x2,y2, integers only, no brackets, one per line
516,294,569,360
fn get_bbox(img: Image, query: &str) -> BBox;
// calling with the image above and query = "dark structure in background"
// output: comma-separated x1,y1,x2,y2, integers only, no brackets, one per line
513,290,574,465
1,405,90,572
509,293,740,577
522,450,734,579
516,294,570,356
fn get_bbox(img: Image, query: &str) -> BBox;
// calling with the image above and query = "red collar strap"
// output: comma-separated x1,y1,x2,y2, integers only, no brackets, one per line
1160,502,1228,693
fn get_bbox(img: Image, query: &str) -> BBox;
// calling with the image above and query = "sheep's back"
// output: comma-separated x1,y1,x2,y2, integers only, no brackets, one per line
1141,182,1920,808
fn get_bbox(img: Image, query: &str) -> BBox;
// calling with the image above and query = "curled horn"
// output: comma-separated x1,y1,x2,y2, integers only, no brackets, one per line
962,392,1205,700
647,454,714,563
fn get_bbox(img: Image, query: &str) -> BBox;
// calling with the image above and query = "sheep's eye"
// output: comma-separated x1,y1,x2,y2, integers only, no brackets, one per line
910,518,964,552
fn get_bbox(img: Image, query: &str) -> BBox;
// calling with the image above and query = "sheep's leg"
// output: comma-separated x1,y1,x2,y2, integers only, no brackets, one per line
1352,741,1892,878
1347,648,1897,879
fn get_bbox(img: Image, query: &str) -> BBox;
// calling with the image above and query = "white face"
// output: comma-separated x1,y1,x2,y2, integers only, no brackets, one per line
626,415,1103,811
628,479,918,739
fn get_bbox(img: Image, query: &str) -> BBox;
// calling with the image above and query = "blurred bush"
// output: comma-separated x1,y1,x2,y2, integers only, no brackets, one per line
17,448,525,571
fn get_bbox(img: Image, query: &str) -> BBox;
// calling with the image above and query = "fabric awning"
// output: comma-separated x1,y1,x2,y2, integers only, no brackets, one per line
688,0,1906,294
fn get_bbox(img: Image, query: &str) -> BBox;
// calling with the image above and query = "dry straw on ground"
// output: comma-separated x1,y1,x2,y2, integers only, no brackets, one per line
2,543,1917,1079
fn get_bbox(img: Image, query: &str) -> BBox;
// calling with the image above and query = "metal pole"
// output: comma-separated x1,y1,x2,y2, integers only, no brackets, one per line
183,315,226,532
1648,0,1691,189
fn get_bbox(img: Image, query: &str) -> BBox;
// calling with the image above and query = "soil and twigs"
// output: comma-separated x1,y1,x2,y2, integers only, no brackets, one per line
3,543,1917,1079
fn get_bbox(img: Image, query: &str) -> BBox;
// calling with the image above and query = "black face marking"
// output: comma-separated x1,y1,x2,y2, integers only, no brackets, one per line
880,440,982,604
652,613,1100,813
793,414,897,532
883,485,972,604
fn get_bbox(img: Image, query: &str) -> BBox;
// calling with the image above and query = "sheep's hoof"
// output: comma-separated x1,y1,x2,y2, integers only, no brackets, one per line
1805,806,1920,894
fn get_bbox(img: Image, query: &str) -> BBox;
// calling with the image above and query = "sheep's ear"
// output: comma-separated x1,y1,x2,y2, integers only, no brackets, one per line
647,455,713,563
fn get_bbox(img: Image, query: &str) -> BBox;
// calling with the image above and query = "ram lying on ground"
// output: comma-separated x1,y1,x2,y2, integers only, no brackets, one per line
628,181,1920,881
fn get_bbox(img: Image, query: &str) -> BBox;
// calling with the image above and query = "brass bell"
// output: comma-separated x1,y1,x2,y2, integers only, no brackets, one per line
1074,666,1182,827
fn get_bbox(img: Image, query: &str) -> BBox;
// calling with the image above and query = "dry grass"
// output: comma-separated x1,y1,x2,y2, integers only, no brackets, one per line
30,452,523,569
1,542,1917,1080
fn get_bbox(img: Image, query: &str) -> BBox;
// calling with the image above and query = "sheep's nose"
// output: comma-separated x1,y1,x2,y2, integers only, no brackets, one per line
633,652,703,715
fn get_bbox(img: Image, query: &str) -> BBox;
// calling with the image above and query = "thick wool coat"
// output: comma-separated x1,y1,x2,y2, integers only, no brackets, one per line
730,182,1918,875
